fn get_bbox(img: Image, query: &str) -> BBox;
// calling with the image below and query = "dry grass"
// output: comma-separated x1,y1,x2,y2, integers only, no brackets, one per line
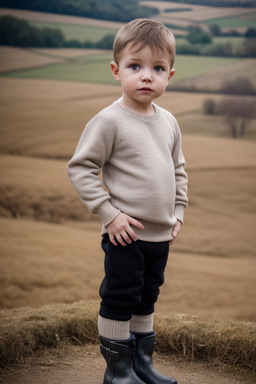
0,47,63,73
0,155,94,222
0,79,122,159
178,111,256,141
0,301,99,367
0,217,103,309
154,312,256,374
0,47,110,73
0,215,255,320
0,77,223,159
0,300,255,375
0,77,256,320
1,135,256,250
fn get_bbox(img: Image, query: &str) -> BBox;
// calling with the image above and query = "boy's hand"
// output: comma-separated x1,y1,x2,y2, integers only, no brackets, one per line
169,220,182,245
106,213,144,246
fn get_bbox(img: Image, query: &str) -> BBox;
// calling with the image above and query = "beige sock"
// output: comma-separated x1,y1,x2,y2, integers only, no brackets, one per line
130,313,154,333
98,315,130,340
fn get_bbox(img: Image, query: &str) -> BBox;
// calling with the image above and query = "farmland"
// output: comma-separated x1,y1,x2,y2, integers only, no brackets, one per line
0,8,124,29
1,48,256,99
1,47,255,92
141,1,256,31
204,11,256,29
1,3,256,40
0,5,256,324
29,21,118,43
0,43,256,321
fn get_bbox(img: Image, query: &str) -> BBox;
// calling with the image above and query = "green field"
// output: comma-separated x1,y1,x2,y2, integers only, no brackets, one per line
173,55,239,82
1,53,115,84
213,36,245,46
1,51,239,85
29,21,118,43
176,36,245,53
205,12,256,28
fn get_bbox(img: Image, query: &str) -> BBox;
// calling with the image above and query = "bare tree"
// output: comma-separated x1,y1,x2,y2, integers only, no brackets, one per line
219,97,255,138
203,98,217,114
221,77,254,96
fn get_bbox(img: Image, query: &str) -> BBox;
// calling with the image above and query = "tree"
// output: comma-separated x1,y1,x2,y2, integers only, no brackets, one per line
221,77,254,96
96,34,115,49
244,27,256,37
243,38,256,57
0,15,65,47
187,26,212,45
0,0,159,23
219,97,255,138
209,24,221,36
203,98,217,114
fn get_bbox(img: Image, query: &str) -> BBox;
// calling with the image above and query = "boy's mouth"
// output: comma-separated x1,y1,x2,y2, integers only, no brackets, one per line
139,87,153,92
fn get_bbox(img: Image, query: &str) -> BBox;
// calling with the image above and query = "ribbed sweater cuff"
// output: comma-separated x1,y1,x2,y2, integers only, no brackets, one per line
96,200,121,227
175,204,185,224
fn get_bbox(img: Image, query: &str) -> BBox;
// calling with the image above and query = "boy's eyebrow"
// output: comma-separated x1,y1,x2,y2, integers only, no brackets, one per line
126,55,169,65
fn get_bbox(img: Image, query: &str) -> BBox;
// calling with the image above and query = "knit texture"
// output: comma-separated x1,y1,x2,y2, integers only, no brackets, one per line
130,314,154,333
67,101,188,242
98,315,130,340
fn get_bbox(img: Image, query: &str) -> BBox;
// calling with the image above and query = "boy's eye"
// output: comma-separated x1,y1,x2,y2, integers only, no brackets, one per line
154,65,164,72
130,64,140,71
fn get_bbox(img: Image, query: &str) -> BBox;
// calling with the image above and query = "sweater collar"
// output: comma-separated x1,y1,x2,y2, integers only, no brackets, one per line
113,101,160,123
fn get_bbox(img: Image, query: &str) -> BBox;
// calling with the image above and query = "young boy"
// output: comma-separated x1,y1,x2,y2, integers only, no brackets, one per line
67,18,188,384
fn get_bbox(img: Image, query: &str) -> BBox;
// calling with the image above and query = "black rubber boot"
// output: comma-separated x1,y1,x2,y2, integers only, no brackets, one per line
99,333,146,384
132,331,178,384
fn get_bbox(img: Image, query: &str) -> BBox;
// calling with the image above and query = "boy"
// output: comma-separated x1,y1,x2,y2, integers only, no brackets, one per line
67,18,188,384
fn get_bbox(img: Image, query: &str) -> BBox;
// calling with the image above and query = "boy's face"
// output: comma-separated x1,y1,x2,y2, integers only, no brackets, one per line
111,44,175,113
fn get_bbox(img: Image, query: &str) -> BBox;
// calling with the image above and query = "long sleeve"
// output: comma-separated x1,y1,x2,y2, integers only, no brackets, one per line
66,114,120,227
172,122,188,224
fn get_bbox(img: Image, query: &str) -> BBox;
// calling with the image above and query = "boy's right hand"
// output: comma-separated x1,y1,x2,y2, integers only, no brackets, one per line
106,212,144,246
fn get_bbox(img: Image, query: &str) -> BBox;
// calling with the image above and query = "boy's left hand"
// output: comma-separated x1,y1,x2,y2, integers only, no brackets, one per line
169,220,182,245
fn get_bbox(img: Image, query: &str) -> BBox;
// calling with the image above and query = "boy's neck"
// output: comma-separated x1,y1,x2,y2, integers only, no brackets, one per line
119,96,155,116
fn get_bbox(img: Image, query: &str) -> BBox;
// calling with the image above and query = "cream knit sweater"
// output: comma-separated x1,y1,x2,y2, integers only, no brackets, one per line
67,101,188,242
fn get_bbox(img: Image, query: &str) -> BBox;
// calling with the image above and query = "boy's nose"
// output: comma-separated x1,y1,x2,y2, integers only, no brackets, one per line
141,70,153,82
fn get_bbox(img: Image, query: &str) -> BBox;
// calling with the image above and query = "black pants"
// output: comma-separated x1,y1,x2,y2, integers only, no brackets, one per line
99,234,169,321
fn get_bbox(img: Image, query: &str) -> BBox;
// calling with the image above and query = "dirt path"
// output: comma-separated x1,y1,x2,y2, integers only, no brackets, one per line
0,344,254,384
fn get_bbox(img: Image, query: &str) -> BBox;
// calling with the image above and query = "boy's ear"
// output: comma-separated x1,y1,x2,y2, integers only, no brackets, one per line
167,68,175,83
110,61,120,82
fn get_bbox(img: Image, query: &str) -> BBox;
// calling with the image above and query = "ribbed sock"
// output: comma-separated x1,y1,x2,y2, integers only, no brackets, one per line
130,313,154,333
98,315,130,340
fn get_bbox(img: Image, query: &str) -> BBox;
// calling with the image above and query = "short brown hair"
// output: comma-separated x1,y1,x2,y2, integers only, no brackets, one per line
113,18,176,67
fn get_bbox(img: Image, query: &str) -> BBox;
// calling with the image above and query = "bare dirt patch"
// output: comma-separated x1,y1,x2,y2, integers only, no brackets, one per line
1,343,255,384
0,302,255,381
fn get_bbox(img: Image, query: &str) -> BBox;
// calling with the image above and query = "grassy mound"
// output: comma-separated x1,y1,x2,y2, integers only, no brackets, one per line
0,301,98,367
0,301,255,375
154,312,256,374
